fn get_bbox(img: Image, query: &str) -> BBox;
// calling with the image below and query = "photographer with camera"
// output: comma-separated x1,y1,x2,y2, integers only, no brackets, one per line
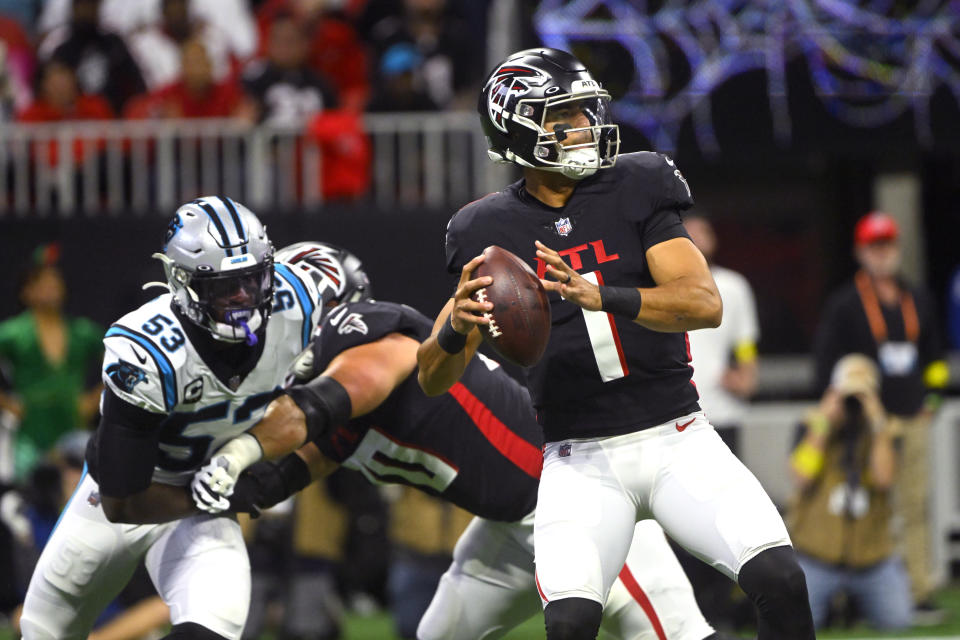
787,353,912,630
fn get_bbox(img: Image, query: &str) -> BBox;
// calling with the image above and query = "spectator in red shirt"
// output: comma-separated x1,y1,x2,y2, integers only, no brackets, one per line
18,58,112,122
126,0,234,92
18,59,112,167
125,36,254,120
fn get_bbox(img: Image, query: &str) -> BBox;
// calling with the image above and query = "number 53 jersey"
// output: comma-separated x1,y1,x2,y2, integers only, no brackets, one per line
95,262,322,486
445,152,701,443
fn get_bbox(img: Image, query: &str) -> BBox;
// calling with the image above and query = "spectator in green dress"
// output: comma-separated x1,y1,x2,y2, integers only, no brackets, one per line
0,244,103,477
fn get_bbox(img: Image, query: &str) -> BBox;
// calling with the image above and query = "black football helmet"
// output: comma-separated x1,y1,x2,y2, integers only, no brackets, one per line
478,48,619,179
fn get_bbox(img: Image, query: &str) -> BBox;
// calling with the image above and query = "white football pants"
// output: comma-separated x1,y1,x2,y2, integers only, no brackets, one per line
418,510,715,640
20,472,250,640
534,411,791,607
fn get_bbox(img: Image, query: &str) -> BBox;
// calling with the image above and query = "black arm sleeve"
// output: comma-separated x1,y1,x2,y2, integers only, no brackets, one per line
283,376,353,444
87,389,166,498
229,454,313,515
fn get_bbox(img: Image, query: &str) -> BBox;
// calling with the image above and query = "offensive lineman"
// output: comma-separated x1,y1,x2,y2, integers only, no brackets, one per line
20,197,325,640
191,242,737,640
416,48,816,639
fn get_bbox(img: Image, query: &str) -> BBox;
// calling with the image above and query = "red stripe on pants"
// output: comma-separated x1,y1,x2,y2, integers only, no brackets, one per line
618,564,667,640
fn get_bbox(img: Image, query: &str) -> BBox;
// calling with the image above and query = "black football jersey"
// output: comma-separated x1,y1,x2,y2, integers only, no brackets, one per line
310,300,541,522
242,60,339,125
445,152,701,442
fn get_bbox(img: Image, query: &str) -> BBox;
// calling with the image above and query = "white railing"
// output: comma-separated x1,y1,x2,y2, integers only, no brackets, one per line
0,112,507,216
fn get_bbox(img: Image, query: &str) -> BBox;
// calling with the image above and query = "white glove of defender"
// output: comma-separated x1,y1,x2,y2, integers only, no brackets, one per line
191,433,263,513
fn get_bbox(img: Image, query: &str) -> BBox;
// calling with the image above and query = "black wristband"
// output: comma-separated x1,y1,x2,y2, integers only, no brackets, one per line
284,376,352,444
277,453,312,495
599,286,643,320
229,453,312,516
436,314,468,354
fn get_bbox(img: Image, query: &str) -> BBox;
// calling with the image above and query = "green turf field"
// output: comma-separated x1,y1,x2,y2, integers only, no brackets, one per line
3,585,959,639
339,585,960,639
335,589,960,639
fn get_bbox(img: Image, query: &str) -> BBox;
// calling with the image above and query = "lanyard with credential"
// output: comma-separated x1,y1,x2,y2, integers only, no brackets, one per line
854,270,919,344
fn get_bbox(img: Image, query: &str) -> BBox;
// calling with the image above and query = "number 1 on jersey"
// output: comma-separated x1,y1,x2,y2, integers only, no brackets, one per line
581,271,629,382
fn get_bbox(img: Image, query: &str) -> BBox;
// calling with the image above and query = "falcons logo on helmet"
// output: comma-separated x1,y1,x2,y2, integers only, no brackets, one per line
487,63,549,133
289,247,345,294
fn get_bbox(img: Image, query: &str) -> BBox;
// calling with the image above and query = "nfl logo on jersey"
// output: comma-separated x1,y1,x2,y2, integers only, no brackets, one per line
554,217,573,236
558,443,572,457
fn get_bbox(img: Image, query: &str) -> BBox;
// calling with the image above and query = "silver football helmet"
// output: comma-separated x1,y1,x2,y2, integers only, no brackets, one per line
275,241,371,309
152,196,274,344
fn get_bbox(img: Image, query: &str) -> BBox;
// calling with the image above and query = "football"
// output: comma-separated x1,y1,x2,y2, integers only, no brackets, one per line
472,245,551,367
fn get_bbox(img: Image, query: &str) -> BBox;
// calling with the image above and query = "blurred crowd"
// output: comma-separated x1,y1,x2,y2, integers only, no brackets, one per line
0,0,488,125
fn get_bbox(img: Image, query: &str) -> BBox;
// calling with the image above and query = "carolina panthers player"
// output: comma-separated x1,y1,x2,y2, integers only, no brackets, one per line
191,242,738,640
19,197,324,640
417,48,816,640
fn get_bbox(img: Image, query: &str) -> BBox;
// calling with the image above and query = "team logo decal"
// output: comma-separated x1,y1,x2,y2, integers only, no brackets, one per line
337,312,368,336
184,378,204,403
487,63,549,133
664,155,691,198
106,360,147,393
289,247,345,295
554,217,573,236
163,213,183,251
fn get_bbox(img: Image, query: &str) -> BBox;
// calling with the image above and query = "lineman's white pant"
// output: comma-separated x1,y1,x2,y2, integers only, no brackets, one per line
20,472,250,640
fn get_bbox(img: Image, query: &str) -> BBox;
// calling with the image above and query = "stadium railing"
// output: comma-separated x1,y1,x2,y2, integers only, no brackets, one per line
0,113,509,216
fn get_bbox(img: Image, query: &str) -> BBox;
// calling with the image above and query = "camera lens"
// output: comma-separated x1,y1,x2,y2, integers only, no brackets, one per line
843,395,863,417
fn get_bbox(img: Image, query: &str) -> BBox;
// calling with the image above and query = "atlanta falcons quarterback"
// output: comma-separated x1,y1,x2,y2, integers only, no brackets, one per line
19,197,325,640
416,48,816,639
190,242,739,640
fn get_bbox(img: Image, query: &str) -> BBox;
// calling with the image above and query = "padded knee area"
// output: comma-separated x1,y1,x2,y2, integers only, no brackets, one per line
162,622,230,640
544,597,602,640
738,545,815,640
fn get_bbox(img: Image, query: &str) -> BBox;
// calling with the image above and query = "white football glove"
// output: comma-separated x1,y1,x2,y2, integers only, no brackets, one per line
191,433,264,513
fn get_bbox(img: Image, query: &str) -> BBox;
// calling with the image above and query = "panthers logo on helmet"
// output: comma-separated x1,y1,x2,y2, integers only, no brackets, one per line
487,63,549,133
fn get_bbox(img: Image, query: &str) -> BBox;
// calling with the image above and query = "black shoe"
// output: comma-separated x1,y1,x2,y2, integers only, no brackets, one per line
914,600,948,626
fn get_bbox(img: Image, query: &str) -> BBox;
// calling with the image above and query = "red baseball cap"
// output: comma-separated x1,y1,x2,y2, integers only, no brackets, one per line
854,211,899,246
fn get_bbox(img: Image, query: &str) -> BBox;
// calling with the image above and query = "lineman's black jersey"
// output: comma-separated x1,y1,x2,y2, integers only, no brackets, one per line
445,152,700,442
310,300,541,522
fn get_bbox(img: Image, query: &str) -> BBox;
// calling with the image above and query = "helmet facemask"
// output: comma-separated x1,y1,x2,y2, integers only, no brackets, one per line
163,256,275,346
519,91,619,179
479,49,621,179
192,260,274,345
